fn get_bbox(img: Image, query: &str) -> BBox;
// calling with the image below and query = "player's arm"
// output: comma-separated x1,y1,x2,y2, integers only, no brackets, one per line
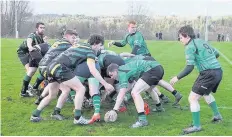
113,88,128,111
113,72,129,111
131,33,144,54
111,35,128,47
27,33,36,51
177,46,195,79
87,58,114,92
177,65,194,80
170,45,195,85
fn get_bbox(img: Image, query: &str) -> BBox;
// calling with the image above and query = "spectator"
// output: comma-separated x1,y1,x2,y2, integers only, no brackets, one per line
217,34,221,42
226,33,230,42
159,31,163,40
221,33,225,42
155,32,158,39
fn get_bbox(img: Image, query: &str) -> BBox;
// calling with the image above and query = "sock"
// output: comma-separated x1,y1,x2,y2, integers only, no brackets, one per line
21,75,32,94
32,109,42,117
138,112,147,121
209,101,220,116
33,74,44,89
109,90,117,98
74,109,81,120
92,95,101,114
39,95,44,101
159,94,164,98
192,111,200,127
172,90,177,96
53,107,61,115
85,90,91,100
70,90,75,100
156,103,161,107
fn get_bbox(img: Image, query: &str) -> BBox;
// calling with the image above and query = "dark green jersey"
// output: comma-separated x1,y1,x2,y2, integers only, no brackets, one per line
124,55,155,63
39,39,72,66
116,31,150,55
123,55,146,63
53,42,96,70
98,50,120,68
18,32,44,53
118,59,160,89
185,39,221,72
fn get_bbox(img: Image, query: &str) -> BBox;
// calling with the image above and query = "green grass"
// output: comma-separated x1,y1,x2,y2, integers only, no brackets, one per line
1,38,232,136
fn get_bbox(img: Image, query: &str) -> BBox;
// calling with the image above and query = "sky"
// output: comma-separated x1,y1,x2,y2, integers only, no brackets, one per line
30,0,232,17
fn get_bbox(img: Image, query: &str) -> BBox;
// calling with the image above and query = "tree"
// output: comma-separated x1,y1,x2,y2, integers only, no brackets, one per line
1,0,33,37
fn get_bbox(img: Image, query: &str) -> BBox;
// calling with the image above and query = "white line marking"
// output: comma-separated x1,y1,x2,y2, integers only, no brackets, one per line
201,106,232,110
216,48,232,66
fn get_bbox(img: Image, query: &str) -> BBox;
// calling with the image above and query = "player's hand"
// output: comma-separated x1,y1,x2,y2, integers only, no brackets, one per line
43,36,48,42
108,41,115,48
170,76,179,86
28,47,36,52
104,83,115,93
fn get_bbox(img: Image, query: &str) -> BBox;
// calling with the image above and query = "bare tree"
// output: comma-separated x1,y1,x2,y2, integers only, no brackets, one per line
1,0,33,37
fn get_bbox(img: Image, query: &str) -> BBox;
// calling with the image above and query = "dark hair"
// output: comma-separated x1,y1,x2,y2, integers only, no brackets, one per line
107,63,119,76
36,22,45,28
64,29,78,36
178,25,195,39
128,20,136,25
88,34,104,45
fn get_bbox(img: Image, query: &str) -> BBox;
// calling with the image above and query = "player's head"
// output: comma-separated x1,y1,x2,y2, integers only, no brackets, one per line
107,63,119,80
128,21,137,34
88,34,104,54
36,22,45,35
63,29,78,45
178,25,195,45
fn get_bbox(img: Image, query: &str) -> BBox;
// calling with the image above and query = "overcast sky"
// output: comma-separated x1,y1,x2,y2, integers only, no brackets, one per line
30,0,232,17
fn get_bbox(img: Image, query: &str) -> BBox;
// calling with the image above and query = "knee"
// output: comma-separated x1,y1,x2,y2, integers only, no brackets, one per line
131,90,139,98
204,94,215,104
27,69,37,76
79,85,86,94
48,92,57,100
188,94,197,104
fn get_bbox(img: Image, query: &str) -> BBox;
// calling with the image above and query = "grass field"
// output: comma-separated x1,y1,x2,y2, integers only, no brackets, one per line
1,38,232,136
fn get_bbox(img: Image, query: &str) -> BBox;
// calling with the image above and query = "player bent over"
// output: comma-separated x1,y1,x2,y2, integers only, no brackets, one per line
30,34,114,125
107,59,170,128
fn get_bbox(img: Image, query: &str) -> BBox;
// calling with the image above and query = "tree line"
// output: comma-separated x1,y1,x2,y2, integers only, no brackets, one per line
1,1,232,40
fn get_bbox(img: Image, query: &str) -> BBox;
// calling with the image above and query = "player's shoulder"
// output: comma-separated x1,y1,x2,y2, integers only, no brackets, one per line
135,31,143,35
27,32,36,38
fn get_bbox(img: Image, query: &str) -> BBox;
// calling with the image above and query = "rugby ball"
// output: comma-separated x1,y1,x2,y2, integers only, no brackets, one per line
104,110,117,122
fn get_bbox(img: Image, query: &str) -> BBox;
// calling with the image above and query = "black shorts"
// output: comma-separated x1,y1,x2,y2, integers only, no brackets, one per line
73,61,100,78
18,52,30,66
141,65,164,86
17,47,42,68
192,68,223,96
47,62,75,83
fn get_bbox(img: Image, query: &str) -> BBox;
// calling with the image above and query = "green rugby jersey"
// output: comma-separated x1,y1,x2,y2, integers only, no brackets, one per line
115,31,150,55
124,55,146,63
98,50,118,68
18,32,44,53
39,39,71,66
185,39,221,72
118,59,160,89
53,42,96,70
